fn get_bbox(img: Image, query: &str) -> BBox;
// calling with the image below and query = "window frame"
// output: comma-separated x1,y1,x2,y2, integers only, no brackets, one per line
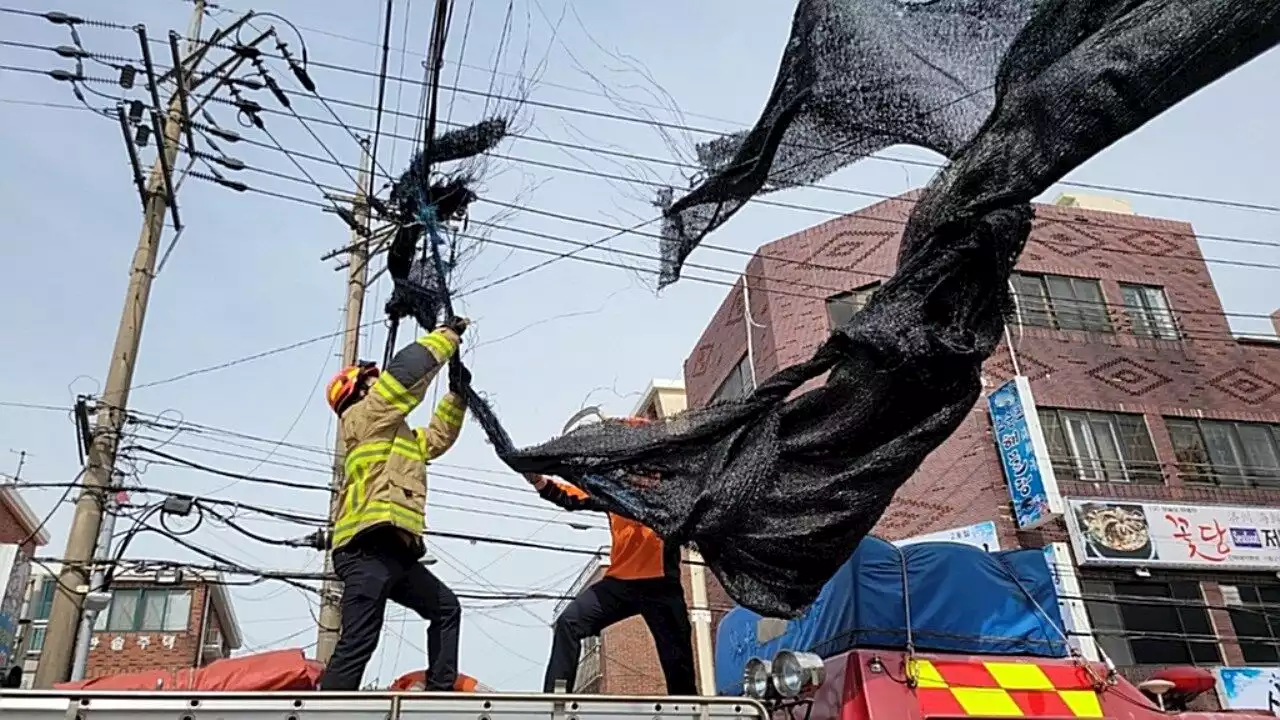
1223,584,1280,664
31,579,56,621
709,353,754,405
104,588,193,633
1082,579,1220,666
1010,272,1113,333
1038,408,1162,484
1164,417,1280,488
25,624,47,654
1118,282,1179,340
825,282,880,330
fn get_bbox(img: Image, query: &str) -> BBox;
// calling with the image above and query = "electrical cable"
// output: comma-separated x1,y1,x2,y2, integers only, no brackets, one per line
166,78,1280,254
122,29,1280,216
164,173,1280,346
6,42,1279,246
365,0,396,179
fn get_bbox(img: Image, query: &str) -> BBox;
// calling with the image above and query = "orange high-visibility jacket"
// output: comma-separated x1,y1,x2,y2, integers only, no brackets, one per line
538,480,679,580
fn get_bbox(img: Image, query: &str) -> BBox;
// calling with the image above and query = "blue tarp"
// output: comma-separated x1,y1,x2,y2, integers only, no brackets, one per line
713,536,1067,695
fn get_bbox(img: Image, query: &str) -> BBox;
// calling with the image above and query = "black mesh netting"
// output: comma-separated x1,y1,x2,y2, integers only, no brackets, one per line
383,118,509,328
450,0,1277,617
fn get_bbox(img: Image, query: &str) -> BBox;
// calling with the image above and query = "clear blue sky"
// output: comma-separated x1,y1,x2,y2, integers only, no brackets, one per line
1,0,1277,691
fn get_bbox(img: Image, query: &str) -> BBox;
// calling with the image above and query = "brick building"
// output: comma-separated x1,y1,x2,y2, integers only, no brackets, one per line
1,485,50,679
560,380,734,695
16,563,243,687
681,192,1280,698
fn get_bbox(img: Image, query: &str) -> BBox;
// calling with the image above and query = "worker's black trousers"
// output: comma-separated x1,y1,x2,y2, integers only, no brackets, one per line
544,576,696,694
319,538,460,691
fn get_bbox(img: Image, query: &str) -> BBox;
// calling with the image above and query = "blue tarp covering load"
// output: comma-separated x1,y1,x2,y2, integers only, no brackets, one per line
713,536,1066,695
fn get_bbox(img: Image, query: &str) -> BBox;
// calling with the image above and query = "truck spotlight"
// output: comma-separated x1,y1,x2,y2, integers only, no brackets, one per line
742,657,773,699
771,651,825,698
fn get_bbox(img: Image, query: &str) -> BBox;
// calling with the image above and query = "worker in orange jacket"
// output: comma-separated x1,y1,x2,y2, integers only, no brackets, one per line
319,317,470,691
528,461,696,695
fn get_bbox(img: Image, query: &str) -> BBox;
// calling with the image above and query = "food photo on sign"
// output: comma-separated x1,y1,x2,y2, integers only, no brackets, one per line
1063,499,1280,567
1072,502,1157,562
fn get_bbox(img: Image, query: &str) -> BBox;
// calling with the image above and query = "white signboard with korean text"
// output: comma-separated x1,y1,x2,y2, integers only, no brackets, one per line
1216,667,1280,712
895,521,1001,552
1067,499,1280,569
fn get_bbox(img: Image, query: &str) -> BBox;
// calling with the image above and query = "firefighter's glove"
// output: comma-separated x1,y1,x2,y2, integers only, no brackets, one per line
449,359,472,394
443,316,470,337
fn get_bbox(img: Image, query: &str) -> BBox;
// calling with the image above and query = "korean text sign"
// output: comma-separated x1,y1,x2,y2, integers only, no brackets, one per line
896,521,1001,551
1216,667,1280,711
1068,498,1280,569
987,376,1062,529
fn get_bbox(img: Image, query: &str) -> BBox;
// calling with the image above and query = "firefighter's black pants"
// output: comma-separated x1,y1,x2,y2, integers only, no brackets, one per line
319,534,460,691
544,576,696,694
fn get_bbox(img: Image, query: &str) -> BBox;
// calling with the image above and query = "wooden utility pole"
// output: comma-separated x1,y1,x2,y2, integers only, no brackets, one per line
315,138,373,664
32,1,206,688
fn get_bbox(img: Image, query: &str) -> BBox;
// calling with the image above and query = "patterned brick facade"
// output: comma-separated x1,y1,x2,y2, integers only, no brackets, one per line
684,194,1280,531
680,193,1280,694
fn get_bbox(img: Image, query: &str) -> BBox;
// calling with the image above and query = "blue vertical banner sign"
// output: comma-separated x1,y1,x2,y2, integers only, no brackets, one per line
988,376,1063,530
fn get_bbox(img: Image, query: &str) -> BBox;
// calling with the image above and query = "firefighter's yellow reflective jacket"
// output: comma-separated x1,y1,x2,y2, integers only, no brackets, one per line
332,328,465,556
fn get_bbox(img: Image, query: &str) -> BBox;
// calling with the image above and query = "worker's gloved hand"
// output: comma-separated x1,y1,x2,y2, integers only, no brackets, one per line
442,316,470,337
524,474,549,491
448,359,471,393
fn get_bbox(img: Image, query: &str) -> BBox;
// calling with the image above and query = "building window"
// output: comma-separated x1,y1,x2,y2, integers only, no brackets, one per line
1222,584,1280,664
1165,418,1280,488
1010,273,1112,333
26,625,46,654
1038,409,1162,484
31,579,55,621
1083,579,1220,666
710,354,754,405
1119,283,1179,340
826,283,879,329
105,588,192,632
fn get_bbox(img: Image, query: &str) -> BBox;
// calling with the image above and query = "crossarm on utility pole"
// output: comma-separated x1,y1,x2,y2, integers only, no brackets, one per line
314,137,373,665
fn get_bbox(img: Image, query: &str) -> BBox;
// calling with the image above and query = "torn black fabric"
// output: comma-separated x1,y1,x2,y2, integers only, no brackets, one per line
455,0,1280,618
496,206,1032,614
655,0,1035,287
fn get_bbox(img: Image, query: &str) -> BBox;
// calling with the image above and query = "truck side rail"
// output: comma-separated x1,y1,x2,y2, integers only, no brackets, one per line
0,690,770,720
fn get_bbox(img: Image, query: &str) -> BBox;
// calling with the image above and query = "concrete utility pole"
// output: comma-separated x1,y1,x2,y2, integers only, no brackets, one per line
33,1,206,688
315,138,373,664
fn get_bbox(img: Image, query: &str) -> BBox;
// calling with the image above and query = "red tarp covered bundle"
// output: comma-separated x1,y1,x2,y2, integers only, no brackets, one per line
54,648,324,692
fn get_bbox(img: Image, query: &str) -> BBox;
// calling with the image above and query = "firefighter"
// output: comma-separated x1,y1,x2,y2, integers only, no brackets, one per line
528,450,696,695
318,317,470,692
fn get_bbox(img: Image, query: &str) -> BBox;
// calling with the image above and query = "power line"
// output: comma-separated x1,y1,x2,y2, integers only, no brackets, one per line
164,171,1280,347
56,96,1263,328
6,32,1279,231
66,16,1280,218
7,53,1280,282
167,73,1280,251
174,0,1280,232
87,66,1277,263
